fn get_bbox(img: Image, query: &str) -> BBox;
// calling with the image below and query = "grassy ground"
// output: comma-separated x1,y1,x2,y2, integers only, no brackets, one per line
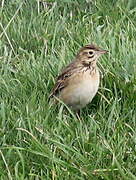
0,0,136,179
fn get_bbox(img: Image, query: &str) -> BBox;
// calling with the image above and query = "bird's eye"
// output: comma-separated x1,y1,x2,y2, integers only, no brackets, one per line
89,51,93,55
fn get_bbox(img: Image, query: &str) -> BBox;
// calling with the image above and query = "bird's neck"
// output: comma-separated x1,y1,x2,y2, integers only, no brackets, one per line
81,60,97,69
73,60,97,75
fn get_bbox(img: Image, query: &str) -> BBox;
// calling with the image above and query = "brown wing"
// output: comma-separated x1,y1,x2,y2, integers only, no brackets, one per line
49,61,80,98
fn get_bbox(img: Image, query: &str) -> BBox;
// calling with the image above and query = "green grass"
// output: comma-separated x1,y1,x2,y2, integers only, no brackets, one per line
0,0,136,179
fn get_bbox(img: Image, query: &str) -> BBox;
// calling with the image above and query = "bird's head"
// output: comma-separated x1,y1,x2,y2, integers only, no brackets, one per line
76,44,108,66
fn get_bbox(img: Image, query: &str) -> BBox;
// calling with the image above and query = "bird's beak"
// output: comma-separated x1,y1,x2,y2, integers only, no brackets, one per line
99,49,108,54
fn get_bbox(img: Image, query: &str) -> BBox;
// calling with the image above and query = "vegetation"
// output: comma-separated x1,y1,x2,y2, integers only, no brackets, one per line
0,0,136,179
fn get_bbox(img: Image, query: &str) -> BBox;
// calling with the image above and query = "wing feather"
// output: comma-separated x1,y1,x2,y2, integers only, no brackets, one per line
49,61,80,98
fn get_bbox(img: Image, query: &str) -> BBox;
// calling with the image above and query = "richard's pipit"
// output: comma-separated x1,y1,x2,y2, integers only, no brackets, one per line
50,44,108,110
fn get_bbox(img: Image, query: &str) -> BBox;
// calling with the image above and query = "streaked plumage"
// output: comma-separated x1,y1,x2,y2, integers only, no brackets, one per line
49,44,107,110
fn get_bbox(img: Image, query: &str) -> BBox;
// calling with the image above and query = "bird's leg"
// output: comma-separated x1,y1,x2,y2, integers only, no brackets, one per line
76,110,82,120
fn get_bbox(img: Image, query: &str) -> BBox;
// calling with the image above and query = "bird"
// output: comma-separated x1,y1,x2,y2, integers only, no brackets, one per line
49,44,108,111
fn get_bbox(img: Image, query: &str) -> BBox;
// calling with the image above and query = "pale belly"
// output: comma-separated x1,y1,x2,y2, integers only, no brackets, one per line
60,70,100,110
